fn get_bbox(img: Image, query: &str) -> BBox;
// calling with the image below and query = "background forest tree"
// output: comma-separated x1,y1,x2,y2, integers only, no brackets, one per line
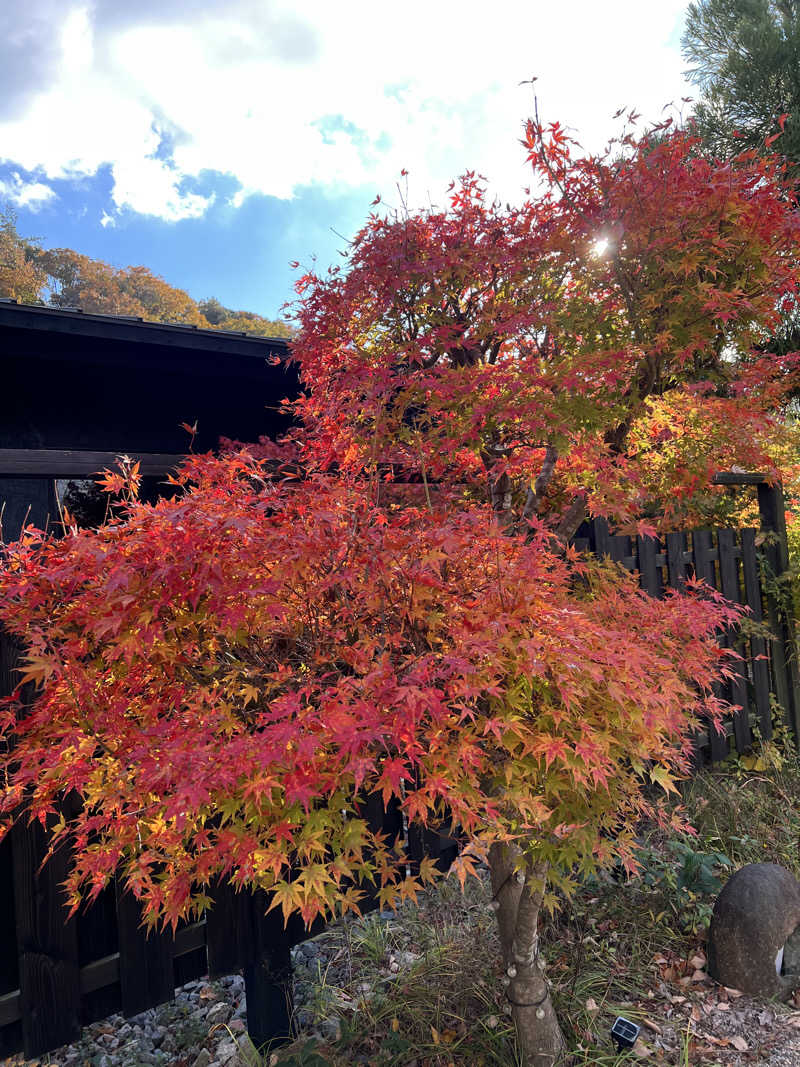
682,0,800,477
682,0,800,164
0,207,292,338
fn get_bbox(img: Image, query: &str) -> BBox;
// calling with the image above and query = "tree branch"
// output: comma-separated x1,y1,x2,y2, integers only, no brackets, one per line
522,444,559,523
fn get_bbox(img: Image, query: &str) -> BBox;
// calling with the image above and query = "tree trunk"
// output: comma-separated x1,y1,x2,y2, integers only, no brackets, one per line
488,845,567,1067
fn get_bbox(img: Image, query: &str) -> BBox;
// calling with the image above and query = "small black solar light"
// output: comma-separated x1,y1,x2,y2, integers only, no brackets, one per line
610,1016,641,1053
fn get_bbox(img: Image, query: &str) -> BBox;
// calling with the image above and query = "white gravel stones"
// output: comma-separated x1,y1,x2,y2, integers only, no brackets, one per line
2,913,412,1067
3,972,257,1067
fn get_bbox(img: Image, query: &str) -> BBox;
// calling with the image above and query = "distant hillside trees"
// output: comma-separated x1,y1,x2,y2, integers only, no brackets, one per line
0,208,292,338
0,211,46,304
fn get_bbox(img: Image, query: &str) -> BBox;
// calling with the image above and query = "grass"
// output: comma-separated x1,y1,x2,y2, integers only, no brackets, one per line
261,742,800,1066
685,747,800,878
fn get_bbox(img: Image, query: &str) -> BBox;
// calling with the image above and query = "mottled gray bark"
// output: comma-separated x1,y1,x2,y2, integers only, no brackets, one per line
487,845,567,1066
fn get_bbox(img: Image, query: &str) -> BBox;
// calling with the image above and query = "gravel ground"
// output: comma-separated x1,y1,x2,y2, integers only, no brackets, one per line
7,897,800,1065
0,910,410,1067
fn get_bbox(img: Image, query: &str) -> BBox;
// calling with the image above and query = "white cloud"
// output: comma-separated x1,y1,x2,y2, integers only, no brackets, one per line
0,171,56,210
99,210,115,227
0,0,692,223
109,155,214,221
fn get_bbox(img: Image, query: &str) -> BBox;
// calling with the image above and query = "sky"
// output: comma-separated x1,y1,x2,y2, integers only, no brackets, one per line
0,0,694,321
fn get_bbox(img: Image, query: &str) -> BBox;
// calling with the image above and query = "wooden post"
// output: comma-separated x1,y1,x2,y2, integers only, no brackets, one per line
208,878,318,1052
115,879,175,1017
0,631,82,1057
0,634,20,1016
757,481,800,745
242,892,295,1051
12,817,82,1057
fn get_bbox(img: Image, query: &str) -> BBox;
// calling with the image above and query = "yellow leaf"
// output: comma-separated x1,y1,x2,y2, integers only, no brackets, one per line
239,683,260,706
391,1017,400,1032
431,1025,440,1045
649,765,678,794
417,855,439,885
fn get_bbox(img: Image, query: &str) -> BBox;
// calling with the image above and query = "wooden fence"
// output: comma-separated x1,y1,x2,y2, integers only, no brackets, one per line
572,475,800,759
0,751,456,1060
0,474,798,1060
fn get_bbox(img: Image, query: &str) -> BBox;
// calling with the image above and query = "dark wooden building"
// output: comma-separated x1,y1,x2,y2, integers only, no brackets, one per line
0,299,297,540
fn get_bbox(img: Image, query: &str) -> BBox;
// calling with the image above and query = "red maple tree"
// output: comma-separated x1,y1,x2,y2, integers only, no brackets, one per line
1,116,798,1063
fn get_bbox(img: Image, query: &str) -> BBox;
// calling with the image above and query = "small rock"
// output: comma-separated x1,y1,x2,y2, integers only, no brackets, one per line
319,1017,341,1041
396,950,421,967
215,1038,238,1064
206,1001,233,1026
160,1032,178,1053
193,1051,213,1067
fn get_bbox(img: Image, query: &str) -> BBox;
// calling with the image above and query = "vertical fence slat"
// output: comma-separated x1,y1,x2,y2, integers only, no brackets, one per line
206,877,251,980
693,529,729,763
0,632,21,1057
0,837,18,995
77,884,120,1024
381,795,404,849
717,529,751,754
407,819,459,875
243,891,295,1051
665,531,688,590
592,517,612,558
12,817,81,1057
115,880,174,1017
358,792,403,913
407,822,436,874
0,634,20,1016
741,528,773,739
610,534,631,567
757,482,800,745
2,631,82,1058
636,534,662,596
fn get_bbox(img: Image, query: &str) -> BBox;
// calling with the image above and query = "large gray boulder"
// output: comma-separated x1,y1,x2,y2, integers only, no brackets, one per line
707,863,800,999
